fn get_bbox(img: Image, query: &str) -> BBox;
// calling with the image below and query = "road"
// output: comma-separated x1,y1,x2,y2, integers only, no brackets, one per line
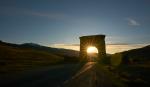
0,63,83,87
63,62,114,87
0,62,118,87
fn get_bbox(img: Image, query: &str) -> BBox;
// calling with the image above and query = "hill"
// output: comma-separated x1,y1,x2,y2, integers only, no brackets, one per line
0,40,79,74
110,45,150,87
0,40,79,57
110,45,150,66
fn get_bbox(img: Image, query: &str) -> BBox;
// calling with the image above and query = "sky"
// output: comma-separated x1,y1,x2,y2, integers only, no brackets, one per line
0,0,150,53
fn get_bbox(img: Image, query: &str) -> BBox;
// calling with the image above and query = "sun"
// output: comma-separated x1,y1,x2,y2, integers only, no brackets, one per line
87,46,98,53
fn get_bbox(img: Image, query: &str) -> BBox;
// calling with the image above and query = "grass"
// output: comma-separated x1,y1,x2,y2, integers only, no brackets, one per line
110,53,122,66
0,44,64,74
95,63,127,87
116,64,150,87
108,46,150,87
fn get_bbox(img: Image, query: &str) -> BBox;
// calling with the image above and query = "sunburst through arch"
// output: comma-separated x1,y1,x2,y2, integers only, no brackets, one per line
79,35,106,62
86,46,98,62
87,46,98,54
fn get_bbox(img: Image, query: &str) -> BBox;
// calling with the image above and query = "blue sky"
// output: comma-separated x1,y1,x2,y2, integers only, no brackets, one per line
0,0,150,46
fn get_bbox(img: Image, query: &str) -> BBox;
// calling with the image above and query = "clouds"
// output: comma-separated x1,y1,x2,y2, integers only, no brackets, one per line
50,43,147,54
26,11,65,20
126,18,140,26
0,7,65,20
51,44,79,51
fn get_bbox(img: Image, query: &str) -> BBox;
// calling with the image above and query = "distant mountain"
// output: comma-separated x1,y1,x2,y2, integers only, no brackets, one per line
111,45,150,66
21,43,41,47
0,40,19,47
0,40,79,57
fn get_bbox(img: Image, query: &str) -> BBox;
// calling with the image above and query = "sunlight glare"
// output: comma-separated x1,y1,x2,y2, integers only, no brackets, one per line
87,46,98,53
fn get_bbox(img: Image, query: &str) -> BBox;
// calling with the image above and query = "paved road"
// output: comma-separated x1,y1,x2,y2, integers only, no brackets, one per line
0,63,83,87
63,62,114,87
0,62,117,87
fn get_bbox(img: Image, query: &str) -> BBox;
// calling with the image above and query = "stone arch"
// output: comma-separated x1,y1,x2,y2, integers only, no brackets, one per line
79,35,106,61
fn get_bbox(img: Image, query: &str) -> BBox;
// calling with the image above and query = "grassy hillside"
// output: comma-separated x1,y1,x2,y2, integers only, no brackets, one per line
110,45,150,66
109,45,150,87
0,42,65,74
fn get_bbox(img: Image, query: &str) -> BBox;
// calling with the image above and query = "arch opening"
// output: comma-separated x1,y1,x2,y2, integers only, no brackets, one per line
87,46,98,54
87,46,98,62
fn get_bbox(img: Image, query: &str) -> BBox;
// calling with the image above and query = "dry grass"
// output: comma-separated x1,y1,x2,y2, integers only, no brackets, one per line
0,45,64,74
